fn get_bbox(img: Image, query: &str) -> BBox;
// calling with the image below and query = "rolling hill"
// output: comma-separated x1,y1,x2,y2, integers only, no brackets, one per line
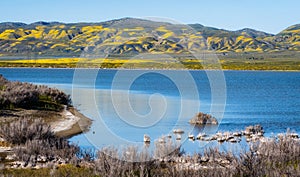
0,18,300,57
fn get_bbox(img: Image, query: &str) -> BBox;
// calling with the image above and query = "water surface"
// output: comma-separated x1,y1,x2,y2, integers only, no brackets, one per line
1,68,299,153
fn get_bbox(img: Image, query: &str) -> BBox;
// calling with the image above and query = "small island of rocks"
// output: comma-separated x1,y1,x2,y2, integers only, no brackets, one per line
189,112,218,125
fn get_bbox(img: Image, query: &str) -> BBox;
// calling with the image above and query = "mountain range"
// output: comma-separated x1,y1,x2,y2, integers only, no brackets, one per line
0,18,299,57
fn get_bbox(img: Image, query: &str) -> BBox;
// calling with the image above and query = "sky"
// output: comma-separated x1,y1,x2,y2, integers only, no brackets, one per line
0,0,299,34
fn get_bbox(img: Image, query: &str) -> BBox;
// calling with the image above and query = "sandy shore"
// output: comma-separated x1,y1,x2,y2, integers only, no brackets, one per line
50,106,92,138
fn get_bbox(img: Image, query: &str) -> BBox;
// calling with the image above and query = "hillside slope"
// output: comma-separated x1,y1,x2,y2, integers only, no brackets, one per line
0,18,299,57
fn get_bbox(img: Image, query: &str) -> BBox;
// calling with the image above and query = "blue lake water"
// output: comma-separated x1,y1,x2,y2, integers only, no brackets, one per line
1,68,300,153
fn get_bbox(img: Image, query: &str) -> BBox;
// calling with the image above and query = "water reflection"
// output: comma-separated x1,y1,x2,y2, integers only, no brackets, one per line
72,87,205,150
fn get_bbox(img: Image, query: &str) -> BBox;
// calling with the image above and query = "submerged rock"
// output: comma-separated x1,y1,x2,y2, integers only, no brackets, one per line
173,129,185,134
189,112,218,125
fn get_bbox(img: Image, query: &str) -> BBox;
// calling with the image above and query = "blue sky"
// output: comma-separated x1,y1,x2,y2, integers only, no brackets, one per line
0,0,299,34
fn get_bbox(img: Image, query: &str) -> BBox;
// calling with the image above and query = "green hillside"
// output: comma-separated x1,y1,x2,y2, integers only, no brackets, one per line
0,18,300,57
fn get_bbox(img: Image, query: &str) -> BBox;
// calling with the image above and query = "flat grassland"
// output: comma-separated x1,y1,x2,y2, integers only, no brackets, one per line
0,52,300,70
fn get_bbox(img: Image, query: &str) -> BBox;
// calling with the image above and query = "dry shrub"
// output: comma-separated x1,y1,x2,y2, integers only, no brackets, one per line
92,134,300,177
0,118,55,145
0,74,71,110
94,146,156,177
0,118,80,165
236,136,300,176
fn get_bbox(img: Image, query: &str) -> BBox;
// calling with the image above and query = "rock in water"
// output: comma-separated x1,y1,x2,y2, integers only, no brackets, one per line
189,112,218,125
243,124,264,135
144,134,150,143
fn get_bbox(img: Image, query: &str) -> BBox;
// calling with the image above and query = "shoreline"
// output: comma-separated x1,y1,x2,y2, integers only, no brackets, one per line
0,66,299,72
50,106,92,138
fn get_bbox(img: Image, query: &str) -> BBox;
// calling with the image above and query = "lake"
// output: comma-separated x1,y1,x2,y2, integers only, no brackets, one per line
1,68,299,153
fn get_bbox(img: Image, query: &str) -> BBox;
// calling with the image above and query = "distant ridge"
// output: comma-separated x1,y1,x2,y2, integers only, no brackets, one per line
0,17,299,56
